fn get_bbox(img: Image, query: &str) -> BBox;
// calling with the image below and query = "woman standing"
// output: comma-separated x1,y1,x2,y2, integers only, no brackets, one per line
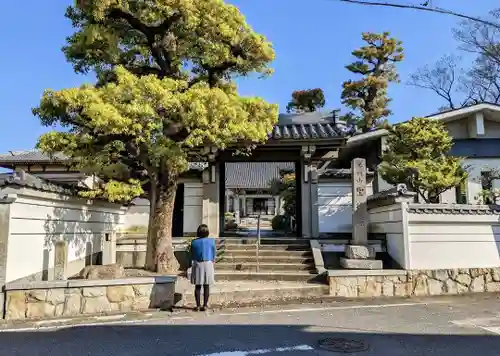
190,224,216,311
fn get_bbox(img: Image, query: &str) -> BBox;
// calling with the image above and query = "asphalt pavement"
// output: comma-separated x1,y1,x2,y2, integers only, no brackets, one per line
2,294,500,355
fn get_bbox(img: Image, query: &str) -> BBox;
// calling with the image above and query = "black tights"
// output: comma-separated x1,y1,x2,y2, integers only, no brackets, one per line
194,285,210,308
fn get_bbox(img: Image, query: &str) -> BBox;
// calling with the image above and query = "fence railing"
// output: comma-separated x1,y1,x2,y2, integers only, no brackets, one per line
256,214,261,272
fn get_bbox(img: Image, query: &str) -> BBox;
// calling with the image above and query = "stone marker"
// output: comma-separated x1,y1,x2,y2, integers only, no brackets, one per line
54,240,68,280
340,158,383,270
102,232,117,265
352,157,368,245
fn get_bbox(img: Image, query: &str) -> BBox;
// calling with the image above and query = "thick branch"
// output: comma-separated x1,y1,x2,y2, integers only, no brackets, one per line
106,9,182,77
333,0,500,29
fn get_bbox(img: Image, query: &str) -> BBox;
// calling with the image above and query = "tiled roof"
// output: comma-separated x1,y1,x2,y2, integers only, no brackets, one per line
268,122,342,140
321,168,375,178
0,150,208,171
0,171,76,195
0,150,67,164
225,162,294,189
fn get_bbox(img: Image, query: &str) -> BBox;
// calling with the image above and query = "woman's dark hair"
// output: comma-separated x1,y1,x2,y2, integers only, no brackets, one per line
196,224,210,238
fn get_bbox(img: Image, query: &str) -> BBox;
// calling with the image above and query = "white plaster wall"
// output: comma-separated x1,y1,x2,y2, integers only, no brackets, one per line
407,209,500,269
368,203,407,269
445,120,469,139
5,189,124,283
318,181,373,233
483,119,500,138
123,181,203,235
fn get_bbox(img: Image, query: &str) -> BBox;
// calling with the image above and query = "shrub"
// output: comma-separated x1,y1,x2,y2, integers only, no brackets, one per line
272,215,289,231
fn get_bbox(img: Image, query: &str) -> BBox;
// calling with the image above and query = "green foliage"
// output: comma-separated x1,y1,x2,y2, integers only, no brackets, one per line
34,67,277,201
286,88,325,113
269,170,296,220
124,225,148,234
341,32,404,132
33,0,278,273
379,117,468,203
271,215,289,231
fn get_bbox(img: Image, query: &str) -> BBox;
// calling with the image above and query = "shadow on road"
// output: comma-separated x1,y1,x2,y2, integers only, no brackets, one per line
0,323,498,355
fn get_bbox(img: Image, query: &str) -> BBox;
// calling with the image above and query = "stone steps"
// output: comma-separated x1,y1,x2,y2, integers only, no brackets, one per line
216,262,315,272
221,249,313,257
218,255,313,264
222,244,310,252
214,271,324,282
215,238,318,282
175,283,328,308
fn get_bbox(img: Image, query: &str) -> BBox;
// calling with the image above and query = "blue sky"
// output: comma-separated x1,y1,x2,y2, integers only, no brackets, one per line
0,0,497,154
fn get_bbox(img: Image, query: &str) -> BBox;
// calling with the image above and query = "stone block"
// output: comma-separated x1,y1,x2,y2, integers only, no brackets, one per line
340,258,383,270
26,289,47,302
82,296,112,314
394,282,410,297
345,245,376,260
27,302,55,319
358,277,382,297
106,285,135,303
445,280,458,294
82,287,106,297
470,276,485,293
412,274,429,296
54,240,68,280
382,280,394,297
5,291,27,320
46,289,66,305
456,273,472,286
486,282,500,292
132,284,153,297
78,264,124,280
63,294,82,316
150,283,175,309
131,297,152,311
332,277,358,297
491,268,500,282
427,279,444,295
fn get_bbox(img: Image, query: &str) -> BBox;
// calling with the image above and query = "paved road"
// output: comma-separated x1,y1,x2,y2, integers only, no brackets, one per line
2,295,500,355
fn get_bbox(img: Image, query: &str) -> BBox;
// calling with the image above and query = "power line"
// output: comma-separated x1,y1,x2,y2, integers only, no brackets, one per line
323,0,500,29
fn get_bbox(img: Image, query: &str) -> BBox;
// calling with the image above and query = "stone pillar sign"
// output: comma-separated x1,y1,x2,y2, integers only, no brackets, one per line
352,158,368,245
340,158,383,270
54,240,68,280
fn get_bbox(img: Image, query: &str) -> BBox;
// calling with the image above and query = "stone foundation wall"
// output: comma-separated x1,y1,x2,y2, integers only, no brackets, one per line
328,268,500,298
4,276,176,320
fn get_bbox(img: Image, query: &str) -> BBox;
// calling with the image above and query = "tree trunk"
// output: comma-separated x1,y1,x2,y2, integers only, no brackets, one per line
152,179,180,274
145,177,158,271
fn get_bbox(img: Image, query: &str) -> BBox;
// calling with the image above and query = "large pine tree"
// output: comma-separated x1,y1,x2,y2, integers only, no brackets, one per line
33,0,278,273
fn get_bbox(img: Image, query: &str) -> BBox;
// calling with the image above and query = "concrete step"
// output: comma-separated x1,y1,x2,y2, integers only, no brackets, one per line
222,238,310,246
216,262,316,272
219,255,314,264
223,244,311,252
175,282,329,308
221,249,313,257
214,271,324,282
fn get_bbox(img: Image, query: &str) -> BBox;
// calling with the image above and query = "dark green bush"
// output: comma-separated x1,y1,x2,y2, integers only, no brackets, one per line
271,215,289,231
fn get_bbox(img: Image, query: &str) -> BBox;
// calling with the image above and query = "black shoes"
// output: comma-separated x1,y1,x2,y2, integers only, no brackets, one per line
194,306,208,312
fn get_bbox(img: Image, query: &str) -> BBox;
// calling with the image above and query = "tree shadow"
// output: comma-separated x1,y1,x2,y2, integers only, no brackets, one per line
37,198,120,281
0,323,498,355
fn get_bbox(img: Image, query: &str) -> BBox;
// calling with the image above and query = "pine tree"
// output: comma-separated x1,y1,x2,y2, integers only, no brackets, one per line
33,0,278,273
341,32,404,132
286,88,325,113
379,117,468,203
